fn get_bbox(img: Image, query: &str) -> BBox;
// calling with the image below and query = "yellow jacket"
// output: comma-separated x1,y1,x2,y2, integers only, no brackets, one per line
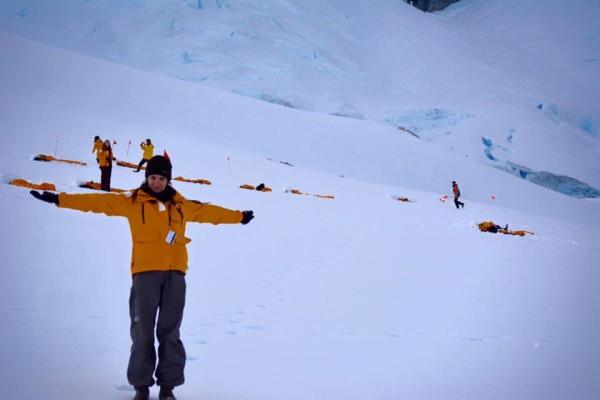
98,148,114,168
141,143,154,160
58,189,243,274
92,140,103,157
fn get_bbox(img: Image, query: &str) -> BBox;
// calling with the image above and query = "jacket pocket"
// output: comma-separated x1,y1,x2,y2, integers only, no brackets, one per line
133,232,160,243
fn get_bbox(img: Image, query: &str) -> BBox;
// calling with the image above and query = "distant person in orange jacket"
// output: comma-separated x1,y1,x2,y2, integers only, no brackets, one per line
452,180,464,209
29,155,255,400
98,139,116,191
92,135,103,163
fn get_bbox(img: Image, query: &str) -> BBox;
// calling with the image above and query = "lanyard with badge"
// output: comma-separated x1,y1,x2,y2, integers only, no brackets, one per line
158,201,177,245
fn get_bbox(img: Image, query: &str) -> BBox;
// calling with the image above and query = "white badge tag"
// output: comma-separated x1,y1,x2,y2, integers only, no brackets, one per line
166,230,177,245
158,202,166,212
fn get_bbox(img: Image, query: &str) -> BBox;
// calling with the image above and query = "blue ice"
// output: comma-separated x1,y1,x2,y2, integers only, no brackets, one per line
507,129,515,143
330,102,364,120
183,0,203,9
538,102,598,137
579,118,597,135
481,136,497,161
496,162,600,198
383,108,472,134
105,0,148,8
181,51,193,64
235,89,295,108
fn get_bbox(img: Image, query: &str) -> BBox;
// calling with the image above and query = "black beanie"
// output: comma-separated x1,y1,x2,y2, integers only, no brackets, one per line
145,155,172,181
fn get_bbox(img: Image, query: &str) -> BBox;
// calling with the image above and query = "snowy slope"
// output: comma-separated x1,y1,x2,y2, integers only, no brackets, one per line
1,0,599,196
1,31,598,222
1,28,600,400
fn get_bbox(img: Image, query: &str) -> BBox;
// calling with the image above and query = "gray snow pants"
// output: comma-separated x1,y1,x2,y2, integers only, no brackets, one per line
127,270,186,388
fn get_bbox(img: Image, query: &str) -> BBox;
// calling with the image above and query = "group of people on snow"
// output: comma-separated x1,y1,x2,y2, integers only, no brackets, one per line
31,145,255,400
31,135,468,400
92,136,155,191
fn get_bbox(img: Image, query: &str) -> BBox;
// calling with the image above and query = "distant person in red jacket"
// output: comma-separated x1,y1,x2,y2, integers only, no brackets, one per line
452,180,464,209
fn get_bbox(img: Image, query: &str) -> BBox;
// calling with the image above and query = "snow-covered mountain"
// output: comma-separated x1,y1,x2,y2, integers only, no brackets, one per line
1,1,600,400
1,0,599,197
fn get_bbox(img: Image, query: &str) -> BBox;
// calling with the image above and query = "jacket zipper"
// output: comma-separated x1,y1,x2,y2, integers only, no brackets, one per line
176,207,184,225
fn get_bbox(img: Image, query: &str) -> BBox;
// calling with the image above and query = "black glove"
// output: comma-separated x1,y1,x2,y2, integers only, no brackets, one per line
30,190,59,205
241,210,254,225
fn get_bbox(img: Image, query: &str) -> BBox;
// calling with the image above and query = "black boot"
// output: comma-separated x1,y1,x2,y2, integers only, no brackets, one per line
133,386,149,400
159,386,177,400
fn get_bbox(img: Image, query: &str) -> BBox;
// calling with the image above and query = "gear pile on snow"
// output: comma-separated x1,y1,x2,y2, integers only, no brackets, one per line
10,178,57,191
240,183,272,192
34,154,87,166
173,176,212,185
286,188,335,200
478,221,534,237
78,181,126,193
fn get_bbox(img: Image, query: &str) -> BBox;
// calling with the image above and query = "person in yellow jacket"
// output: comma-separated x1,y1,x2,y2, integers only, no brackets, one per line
30,155,255,400
92,135,103,163
98,139,116,191
134,138,155,172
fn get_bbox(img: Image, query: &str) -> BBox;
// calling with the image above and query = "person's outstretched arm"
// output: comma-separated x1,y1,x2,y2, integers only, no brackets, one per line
30,190,132,217
183,199,253,225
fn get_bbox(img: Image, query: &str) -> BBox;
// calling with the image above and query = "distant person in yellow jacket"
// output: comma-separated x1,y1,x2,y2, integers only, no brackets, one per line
30,155,254,400
134,138,154,172
98,139,116,191
92,135,103,163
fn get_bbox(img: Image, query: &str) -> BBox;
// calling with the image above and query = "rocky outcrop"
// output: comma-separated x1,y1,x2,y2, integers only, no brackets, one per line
403,0,460,12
